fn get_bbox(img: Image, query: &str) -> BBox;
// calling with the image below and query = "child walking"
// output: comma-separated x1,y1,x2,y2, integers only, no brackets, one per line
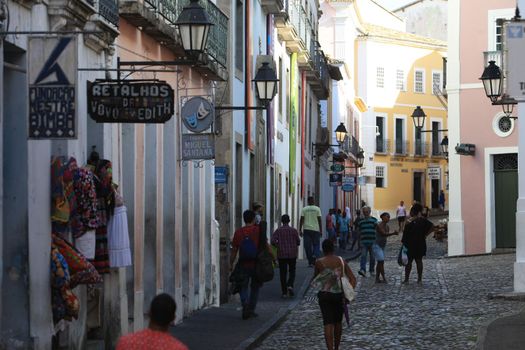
372,212,398,283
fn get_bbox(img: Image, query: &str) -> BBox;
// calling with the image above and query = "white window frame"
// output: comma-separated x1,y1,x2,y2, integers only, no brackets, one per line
393,115,407,155
375,163,387,188
432,70,443,95
376,66,385,88
488,9,515,51
396,69,406,91
414,68,425,94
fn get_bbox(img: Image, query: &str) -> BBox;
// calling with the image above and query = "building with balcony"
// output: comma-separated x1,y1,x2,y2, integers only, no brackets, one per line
447,0,518,256
318,0,448,216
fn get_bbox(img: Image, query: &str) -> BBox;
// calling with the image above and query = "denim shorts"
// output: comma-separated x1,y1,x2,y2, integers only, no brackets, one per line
372,244,385,262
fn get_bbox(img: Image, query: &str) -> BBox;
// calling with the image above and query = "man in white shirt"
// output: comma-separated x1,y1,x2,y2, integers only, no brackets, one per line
396,200,407,232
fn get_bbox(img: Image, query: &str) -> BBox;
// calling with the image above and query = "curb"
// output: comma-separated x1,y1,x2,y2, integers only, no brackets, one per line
234,271,312,350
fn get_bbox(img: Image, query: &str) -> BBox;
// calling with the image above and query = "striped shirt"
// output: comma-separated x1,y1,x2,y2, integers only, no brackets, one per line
358,216,378,245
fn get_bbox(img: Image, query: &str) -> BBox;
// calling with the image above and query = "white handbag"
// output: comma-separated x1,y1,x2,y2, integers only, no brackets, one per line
339,257,356,302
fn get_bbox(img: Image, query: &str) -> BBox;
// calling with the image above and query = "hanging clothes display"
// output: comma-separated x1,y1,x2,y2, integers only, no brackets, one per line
51,246,79,324
74,229,96,259
108,203,132,268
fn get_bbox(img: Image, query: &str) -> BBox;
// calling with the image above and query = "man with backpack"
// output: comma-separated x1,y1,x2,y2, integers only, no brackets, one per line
230,210,274,320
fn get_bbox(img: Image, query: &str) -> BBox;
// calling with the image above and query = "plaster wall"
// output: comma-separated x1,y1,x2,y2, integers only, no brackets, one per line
394,0,448,41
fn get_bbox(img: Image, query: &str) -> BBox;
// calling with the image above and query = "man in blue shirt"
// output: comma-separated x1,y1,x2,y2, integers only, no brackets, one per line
357,206,378,277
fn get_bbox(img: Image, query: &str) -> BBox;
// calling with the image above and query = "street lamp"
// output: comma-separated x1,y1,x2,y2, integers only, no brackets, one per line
175,0,214,57
357,150,365,167
493,94,518,118
335,123,348,144
440,136,449,157
479,60,503,103
252,62,279,106
411,106,427,130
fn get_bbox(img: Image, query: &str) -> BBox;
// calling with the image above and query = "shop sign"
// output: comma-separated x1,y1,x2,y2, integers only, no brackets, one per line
330,164,345,172
342,177,354,192
506,21,525,100
215,166,228,184
329,173,342,187
29,36,77,139
87,80,174,123
358,176,366,185
181,96,215,133
428,167,440,179
181,133,215,160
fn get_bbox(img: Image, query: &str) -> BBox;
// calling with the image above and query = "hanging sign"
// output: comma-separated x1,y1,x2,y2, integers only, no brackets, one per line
428,167,441,179
28,36,77,139
342,176,354,192
181,133,215,160
330,164,345,172
87,80,174,123
329,173,342,187
181,96,215,133
506,21,525,101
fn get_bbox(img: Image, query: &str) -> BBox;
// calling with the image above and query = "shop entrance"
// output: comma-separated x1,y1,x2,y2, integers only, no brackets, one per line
431,179,440,209
494,153,518,248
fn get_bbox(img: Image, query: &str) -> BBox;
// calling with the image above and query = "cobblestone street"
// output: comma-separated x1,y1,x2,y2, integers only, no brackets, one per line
255,235,525,349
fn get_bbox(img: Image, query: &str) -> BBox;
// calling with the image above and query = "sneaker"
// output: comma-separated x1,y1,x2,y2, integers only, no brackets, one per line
287,287,295,297
358,270,366,277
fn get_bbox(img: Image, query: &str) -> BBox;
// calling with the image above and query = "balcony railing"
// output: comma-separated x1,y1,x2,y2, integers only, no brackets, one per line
279,0,313,54
376,138,390,154
414,140,429,156
394,139,409,155
99,0,119,27
484,50,502,69
431,142,445,157
123,0,228,69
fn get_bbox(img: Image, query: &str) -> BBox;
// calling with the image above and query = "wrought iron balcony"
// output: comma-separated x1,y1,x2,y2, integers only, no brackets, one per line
431,142,445,157
394,139,409,155
484,50,502,69
414,140,429,157
119,0,228,80
307,44,330,99
260,0,284,14
275,0,313,55
98,0,119,27
376,138,390,154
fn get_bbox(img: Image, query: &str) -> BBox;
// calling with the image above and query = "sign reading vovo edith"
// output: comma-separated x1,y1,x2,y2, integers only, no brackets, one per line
87,80,174,123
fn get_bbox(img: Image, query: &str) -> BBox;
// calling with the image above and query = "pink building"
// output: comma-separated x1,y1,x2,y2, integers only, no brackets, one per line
448,0,518,255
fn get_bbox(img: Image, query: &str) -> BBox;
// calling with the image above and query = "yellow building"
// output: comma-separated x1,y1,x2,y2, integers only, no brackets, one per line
355,24,448,215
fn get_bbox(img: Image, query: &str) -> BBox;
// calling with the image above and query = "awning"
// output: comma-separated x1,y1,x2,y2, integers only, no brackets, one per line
328,64,344,81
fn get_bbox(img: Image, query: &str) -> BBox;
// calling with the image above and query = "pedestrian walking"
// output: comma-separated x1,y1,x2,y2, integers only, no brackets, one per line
271,214,300,298
337,211,350,250
334,209,342,247
116,293,188,350
439,190,446,211
372,212,398,283
311,239,357,350
326,209,337,244
230,210,274,319
357,206,377,277
253,202,264,225
401,203,434,284
299,196,323,267
345,206,352,247
396,200,407,233
350,209,362,251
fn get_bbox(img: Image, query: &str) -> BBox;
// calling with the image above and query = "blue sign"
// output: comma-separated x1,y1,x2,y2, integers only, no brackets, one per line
342,183,354,192
215,166,229,184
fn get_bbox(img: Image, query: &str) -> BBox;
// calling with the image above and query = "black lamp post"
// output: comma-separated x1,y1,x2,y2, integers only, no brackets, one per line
440,136,449,157
479,60,503,103
335,123,348,144
411,106,427,130
252,62,279,106
493,94,518,118
175,0,214,57
357,150,365,167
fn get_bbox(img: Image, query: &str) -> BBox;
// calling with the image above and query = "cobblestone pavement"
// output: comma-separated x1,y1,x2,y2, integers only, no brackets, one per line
255,234,525,349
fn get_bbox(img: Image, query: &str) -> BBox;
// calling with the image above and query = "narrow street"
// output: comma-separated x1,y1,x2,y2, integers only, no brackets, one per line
255,233,523,349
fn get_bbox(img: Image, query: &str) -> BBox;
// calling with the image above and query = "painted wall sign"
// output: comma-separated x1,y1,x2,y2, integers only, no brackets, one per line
329,173,342,187
506,21,525,100
181,133,215,160
28,36,77,139
181,96,215,133
87,80,174,123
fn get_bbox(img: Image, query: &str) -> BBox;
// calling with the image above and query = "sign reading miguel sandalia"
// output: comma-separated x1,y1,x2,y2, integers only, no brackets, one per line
87,80,175,123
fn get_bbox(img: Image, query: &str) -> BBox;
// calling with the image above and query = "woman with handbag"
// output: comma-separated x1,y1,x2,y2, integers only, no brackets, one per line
311,239,357,350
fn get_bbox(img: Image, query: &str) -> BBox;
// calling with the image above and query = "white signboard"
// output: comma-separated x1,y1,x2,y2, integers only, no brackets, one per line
506,21,525,100
428,167,441,180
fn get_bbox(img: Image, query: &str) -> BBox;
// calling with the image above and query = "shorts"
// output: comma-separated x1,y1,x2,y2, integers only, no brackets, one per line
327,228,336,239
372,244,385,262
318,291,344,325
398,216,406,223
